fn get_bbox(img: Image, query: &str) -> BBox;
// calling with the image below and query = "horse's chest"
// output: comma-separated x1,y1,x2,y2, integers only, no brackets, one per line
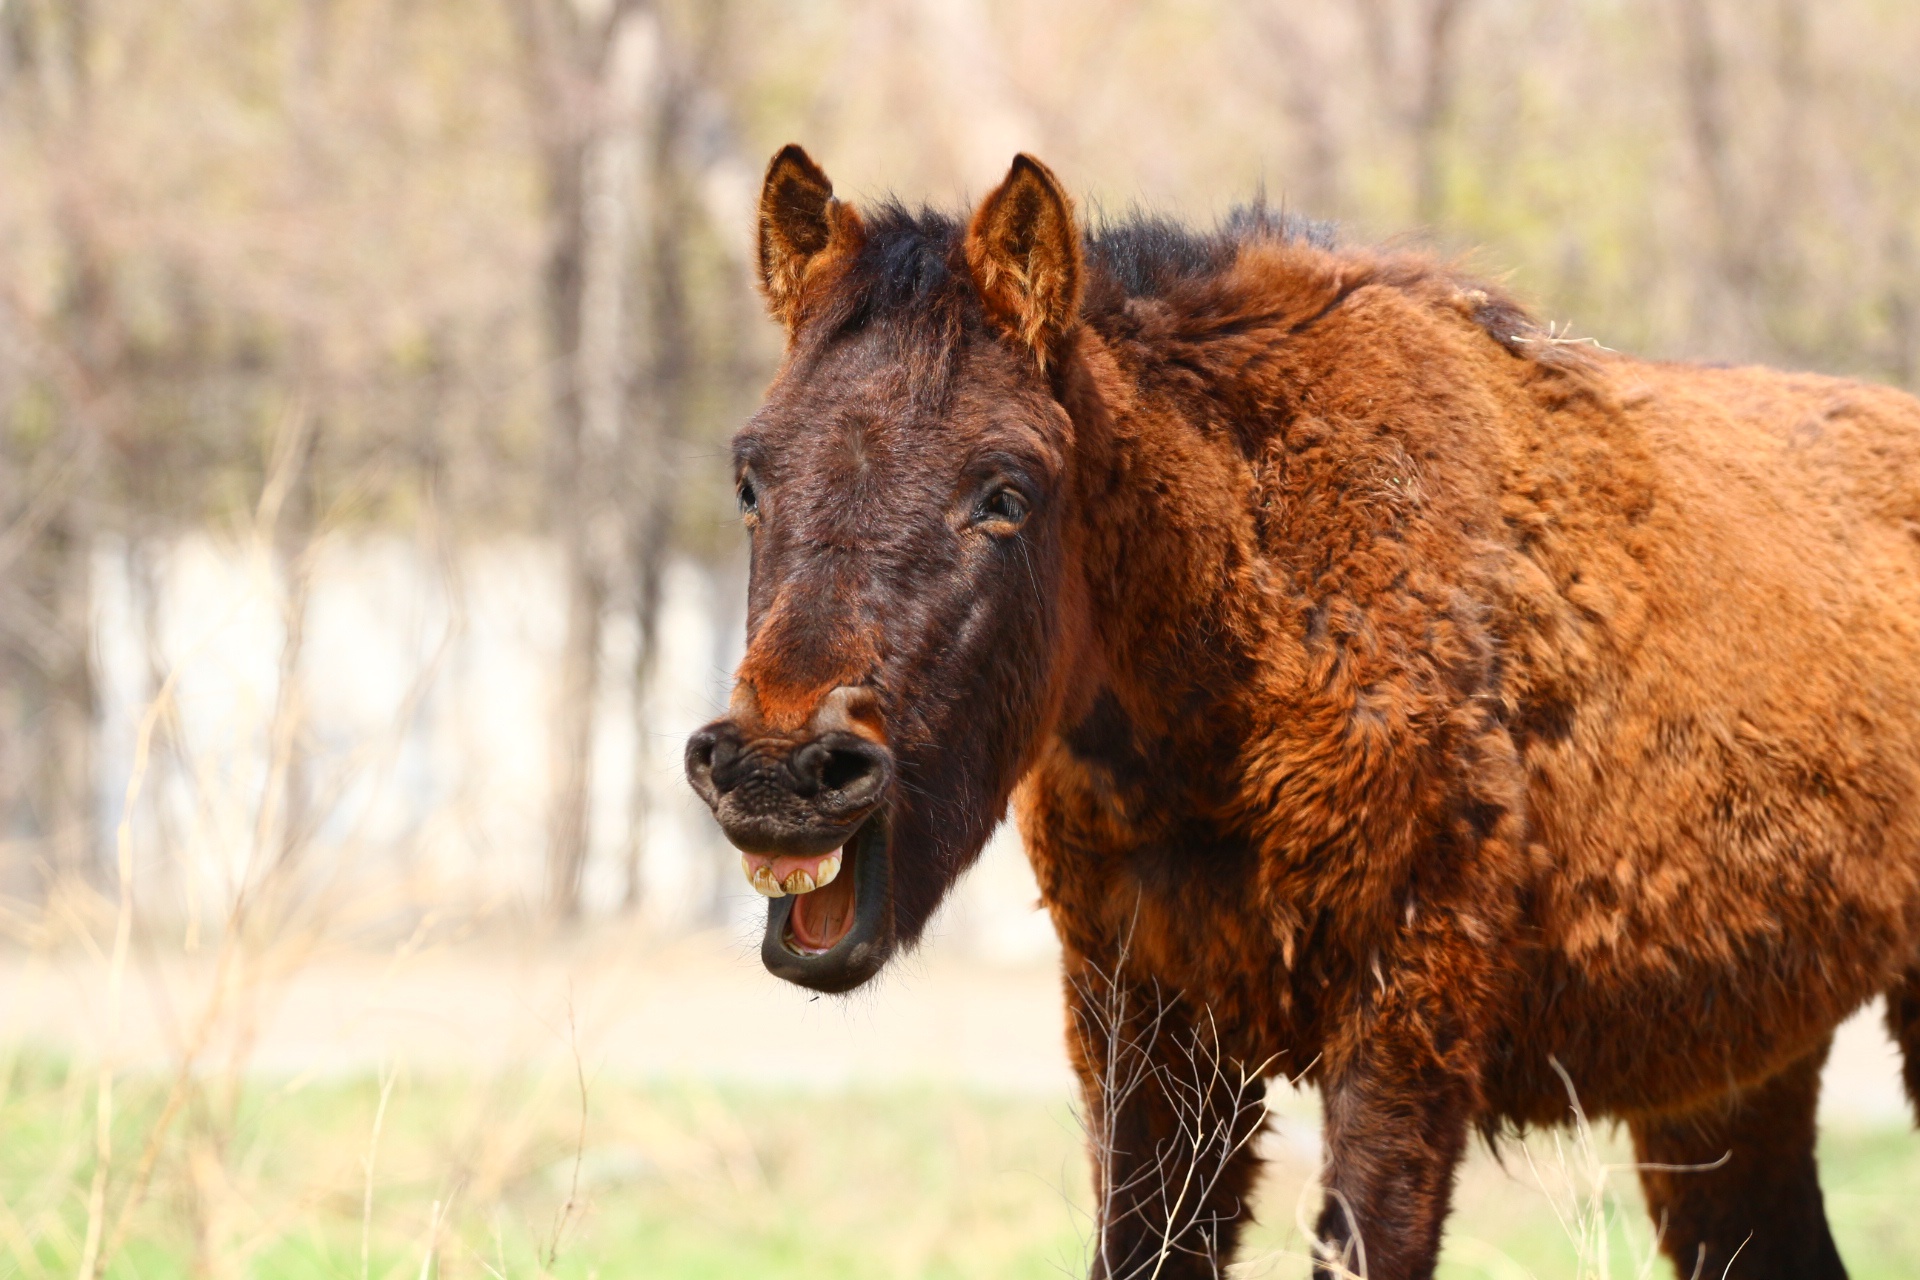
1026,766,1282,997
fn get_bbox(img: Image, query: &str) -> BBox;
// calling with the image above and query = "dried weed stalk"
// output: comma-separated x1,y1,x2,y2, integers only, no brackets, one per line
1071,924,1734,1280
1070,926,1276,1280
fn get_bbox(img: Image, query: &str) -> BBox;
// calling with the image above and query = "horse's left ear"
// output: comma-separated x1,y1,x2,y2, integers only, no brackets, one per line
965,155,1083,367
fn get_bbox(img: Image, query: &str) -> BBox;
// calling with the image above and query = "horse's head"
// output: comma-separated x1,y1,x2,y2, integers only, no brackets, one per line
685,146,1088,992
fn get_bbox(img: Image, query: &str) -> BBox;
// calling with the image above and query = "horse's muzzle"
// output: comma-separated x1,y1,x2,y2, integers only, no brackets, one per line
683,718,891,855
684,685,899,992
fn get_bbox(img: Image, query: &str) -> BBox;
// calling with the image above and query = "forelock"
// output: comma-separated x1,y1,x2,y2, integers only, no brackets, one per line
789,203,971,416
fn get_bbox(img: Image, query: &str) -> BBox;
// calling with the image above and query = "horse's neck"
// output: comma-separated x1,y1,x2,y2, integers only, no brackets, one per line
1054,338,1279,785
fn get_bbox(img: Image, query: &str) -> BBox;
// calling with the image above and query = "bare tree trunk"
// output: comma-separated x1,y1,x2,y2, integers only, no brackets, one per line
0,319,102,901
619,72,691,912
509,0,661,921
1674,0,1760,353
260,406,318,877
2,0,109,897
547,517,604,918
537,98,600,922
261,0,334,881
1675,0,1737,250
1760,0,1810,358
1252,7,1343,216
896,0,1046,182
1409,0,1470,228
33,500,97,889
1352,0,1472,228
123,520,183,879
1891,228,1919,389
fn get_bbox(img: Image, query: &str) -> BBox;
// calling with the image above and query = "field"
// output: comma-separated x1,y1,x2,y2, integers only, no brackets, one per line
1,1059,1918,1279
3,924,1918,1280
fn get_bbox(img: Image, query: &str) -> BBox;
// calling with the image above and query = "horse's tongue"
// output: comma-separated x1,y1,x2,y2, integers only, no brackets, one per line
788,865,857,953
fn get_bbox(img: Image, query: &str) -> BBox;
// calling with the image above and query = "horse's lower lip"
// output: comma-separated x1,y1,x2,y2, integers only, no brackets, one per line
760,810,894,993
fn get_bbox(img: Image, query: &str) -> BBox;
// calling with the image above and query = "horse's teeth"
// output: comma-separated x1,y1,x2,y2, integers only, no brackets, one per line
783,869,816,895
816,853,842,887
749,864,786,897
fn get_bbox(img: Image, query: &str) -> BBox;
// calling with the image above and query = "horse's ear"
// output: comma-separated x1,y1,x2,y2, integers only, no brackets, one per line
757,144,864,330
965,155,1083,366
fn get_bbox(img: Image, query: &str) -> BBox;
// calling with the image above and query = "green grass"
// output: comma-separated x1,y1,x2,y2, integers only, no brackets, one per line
0,1053,1915,1278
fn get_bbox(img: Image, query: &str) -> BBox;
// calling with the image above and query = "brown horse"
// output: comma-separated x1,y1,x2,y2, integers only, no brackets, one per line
684,145,1920,1279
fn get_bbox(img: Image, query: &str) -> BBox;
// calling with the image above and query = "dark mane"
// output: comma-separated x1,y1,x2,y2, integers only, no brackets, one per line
841,199,1339,333
821,200,1351,410
1081,202,1336,303
827,199,1568,386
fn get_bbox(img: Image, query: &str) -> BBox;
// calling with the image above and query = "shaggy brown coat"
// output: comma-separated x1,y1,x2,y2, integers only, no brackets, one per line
687,146,1920,1280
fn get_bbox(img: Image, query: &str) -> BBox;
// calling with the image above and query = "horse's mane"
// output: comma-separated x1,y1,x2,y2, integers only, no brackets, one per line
827,198,1566,394
843,199,1339,329
1079,202,1337,304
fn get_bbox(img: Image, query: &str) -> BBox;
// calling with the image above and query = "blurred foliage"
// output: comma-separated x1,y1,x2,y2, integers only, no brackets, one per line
3,0,1917,547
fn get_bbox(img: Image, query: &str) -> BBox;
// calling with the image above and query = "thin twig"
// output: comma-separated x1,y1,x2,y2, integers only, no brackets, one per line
363,1061,399,1280
540,1000,590,1275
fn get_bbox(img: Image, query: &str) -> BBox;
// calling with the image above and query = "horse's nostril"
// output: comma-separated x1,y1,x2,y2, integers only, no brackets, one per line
789,742,830,796
787,736,886,803
786,741,884,800
684,723,742,805
821,748,875,793
687,735,715,772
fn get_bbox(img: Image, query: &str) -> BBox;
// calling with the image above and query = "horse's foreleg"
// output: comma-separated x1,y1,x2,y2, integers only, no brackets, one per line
1066,963,1269,1280
1311,1010,1478,1280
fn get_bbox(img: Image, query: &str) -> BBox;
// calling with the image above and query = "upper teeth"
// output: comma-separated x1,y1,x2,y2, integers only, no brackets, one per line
742,850,845,897
746,860,786,898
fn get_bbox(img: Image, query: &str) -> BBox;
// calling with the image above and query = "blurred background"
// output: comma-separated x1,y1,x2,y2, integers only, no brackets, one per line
2,1,1919,1276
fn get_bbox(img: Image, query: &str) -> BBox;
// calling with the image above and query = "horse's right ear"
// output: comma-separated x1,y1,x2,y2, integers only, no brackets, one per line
757,144,864,331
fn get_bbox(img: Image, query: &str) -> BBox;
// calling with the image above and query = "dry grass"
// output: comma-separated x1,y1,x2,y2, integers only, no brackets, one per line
3,854,1920,1280
3,1032,1918,1280
0,1048,1093,1280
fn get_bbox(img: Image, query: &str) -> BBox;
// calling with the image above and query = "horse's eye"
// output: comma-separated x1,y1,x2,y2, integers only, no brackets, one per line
977,486,1029,529
738,476,759,521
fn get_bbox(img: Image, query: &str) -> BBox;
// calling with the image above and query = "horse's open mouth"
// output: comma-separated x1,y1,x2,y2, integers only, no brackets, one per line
756,811,894,993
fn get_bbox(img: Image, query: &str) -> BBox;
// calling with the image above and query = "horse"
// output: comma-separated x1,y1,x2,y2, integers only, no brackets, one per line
684,144,1920,1279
